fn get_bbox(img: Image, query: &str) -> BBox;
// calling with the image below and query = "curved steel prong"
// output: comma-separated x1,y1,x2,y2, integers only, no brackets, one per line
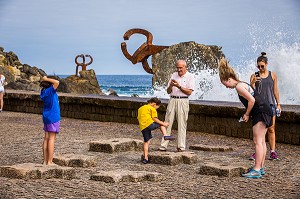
123,28,153,44
85,54,93,66
142,58,153,74
75,54,85,66
121,42,134,63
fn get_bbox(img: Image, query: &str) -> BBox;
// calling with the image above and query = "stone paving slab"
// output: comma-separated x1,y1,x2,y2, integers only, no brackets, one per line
189,144,233,152
198,162,247,177
90,170,162,183
89,138,143,153
144,151,198,165
53,154,97,167
0,163,75,180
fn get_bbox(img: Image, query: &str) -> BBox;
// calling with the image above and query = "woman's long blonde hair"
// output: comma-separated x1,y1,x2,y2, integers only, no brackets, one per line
218,58,239,82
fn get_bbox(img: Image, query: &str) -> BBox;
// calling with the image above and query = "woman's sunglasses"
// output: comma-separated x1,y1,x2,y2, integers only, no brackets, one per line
257,65,265,69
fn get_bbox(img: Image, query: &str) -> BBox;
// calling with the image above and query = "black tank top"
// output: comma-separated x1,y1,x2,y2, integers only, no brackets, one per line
238,82,273,116
255,71,276,105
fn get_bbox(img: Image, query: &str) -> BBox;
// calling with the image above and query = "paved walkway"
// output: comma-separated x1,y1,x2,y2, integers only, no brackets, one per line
0,111,299,199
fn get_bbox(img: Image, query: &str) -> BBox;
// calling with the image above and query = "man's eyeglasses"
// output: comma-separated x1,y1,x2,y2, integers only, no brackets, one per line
257,65,265,69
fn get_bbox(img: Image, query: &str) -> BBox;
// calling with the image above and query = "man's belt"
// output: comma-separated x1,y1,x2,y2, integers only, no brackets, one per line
170,96,188,99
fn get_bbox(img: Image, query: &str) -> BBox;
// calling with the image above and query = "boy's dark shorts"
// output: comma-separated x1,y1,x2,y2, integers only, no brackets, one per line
141,122,160,142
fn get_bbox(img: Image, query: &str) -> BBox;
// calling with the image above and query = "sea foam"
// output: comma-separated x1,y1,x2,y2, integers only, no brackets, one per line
151,21,300,105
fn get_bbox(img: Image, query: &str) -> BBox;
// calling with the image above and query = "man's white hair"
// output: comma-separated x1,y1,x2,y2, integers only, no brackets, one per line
176,60,187,67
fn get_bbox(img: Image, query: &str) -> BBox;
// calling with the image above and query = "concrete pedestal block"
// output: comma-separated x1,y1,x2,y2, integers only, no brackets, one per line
53,154,97,167
144,151,198,165
90,170,162,183
89,138,143,153
189,144,233,152
198,163,247,177
0,163,75,180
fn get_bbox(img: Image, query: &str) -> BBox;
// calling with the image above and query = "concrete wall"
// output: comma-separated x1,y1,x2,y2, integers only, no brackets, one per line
3,90,300,145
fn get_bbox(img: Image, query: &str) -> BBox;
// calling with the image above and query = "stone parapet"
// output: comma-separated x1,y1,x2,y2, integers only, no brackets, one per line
3,90,300,145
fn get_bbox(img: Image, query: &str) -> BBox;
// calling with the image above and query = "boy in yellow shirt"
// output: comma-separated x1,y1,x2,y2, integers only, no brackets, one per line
137,97,175,164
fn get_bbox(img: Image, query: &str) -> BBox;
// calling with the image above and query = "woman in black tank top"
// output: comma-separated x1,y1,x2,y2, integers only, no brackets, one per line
218,58,272,179
249,52,281,160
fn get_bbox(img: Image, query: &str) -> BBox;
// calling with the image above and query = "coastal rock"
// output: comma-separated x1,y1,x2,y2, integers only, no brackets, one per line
131,94,139,98
7,65,21,77
152,41,224,97
0,47,47,91
107,88,118,96
0,46,104,94
58,69,104,95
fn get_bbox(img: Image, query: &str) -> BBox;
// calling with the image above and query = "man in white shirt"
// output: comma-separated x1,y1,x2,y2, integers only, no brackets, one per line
159,60,195,152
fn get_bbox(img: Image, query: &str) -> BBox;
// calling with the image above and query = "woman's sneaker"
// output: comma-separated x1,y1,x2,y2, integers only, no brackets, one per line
142,159,149,164
242,169,262,179
249,153,256,160
260,168,266,175
269,151,279,160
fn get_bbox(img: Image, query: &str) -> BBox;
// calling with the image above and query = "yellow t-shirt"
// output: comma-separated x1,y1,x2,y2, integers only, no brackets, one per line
137,104,158,131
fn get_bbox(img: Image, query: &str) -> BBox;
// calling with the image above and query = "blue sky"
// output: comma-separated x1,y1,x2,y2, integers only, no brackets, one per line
1,0,299,75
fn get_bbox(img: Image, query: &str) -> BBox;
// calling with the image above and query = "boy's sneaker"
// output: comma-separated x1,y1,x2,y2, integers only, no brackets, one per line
242,169,262,179
249,153,256,160
142,159,149,164
164,135,175,140
260,168,266,175
269,151,279,160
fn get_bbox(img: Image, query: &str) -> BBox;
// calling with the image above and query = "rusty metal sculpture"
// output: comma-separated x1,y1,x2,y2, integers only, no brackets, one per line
75,54,93,76
121,28,169,74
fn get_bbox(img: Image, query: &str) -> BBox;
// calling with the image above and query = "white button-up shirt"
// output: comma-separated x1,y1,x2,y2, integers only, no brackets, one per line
167,71,195,97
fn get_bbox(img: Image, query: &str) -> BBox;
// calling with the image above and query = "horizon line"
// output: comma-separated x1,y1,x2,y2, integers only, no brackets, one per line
56,74,153,76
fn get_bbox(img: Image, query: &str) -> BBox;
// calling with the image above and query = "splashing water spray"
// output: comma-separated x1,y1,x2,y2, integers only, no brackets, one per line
148,19,300,105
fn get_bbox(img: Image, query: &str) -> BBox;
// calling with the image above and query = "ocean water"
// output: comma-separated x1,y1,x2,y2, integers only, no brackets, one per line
58,75,154,97
97,75,153,97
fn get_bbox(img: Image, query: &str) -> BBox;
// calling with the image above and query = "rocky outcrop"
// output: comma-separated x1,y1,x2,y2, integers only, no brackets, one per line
152,41,224,88
58,70,103,95
0,48,47,91
107,88,118,96
0,47,103,95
